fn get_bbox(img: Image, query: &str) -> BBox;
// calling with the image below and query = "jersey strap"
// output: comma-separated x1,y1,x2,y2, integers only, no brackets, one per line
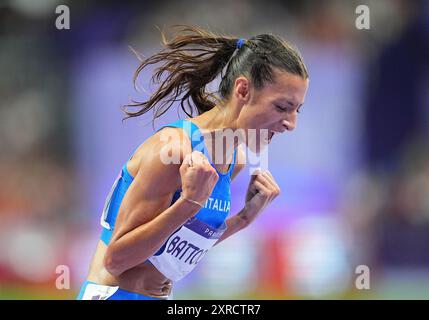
157,119,237,175
156,119,209,157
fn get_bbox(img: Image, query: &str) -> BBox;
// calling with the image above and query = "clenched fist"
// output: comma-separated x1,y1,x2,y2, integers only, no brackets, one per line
239,169,281,225
179,151,219,206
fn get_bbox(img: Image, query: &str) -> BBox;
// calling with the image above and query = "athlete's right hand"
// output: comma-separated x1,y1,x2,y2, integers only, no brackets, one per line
179,151,219,206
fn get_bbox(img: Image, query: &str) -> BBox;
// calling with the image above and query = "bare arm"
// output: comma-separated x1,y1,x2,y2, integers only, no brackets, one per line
104,128,219,277
214,146,281,246
105,197,201,277
214,208,249,246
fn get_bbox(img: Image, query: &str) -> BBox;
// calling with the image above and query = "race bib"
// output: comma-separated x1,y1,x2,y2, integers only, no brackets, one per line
149,217,227,281
81,283,119,300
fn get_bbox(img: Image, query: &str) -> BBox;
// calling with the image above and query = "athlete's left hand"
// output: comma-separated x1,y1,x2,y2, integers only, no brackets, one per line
239,169,281,225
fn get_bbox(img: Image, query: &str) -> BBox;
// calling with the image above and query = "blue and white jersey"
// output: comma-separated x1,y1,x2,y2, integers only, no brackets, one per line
99,119,237,281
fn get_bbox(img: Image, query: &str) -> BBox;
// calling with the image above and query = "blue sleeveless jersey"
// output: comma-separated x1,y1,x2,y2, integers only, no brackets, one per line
100,119,237,246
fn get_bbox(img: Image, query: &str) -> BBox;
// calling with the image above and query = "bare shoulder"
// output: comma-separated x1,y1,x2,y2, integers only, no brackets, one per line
110,127,193,242
231,144,246,181
126,126,192,196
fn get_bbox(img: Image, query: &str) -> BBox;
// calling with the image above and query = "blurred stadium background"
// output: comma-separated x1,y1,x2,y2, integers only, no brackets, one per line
0,0,428,299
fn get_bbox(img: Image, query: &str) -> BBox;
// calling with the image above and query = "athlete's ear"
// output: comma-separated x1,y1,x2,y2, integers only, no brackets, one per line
234,76,251,104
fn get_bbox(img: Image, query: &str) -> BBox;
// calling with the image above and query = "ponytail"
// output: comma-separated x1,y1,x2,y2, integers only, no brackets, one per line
122,25,309,124
122,25,238,122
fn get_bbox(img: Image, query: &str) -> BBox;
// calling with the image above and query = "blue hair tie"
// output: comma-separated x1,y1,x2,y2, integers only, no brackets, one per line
236,38,246,49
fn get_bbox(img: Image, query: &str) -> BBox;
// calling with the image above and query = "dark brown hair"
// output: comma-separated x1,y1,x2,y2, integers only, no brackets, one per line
122,25,308,123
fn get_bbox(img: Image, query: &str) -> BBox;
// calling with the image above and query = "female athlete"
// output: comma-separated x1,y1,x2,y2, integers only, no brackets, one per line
77,25,309,300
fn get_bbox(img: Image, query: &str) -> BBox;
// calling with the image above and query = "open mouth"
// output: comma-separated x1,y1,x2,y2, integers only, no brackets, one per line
268,130,275,142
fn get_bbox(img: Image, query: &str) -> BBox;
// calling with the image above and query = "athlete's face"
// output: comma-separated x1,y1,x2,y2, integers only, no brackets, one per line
235,68,309,153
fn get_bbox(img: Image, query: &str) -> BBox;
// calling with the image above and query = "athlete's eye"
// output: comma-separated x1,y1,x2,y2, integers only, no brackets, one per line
275,105,287,112
275,103,302,114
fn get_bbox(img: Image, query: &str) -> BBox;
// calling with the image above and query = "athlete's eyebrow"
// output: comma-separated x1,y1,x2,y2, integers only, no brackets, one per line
276,97,304,108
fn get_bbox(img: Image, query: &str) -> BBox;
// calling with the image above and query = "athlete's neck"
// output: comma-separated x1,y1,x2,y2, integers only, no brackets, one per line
189,104,240,173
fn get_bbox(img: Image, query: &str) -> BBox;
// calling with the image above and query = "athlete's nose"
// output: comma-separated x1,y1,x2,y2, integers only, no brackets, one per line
282,119,296,131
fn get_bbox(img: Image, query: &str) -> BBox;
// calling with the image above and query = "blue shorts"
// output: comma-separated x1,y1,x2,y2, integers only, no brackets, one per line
76,280,169,300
